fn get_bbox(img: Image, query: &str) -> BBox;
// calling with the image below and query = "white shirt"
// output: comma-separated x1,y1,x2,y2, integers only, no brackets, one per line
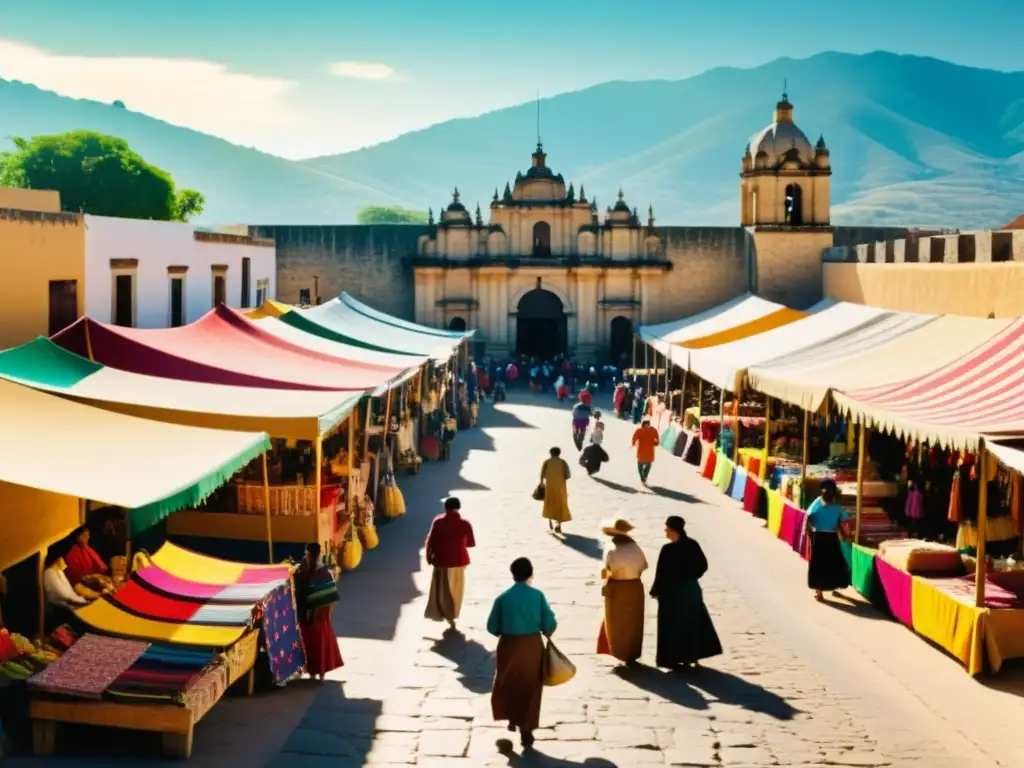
590,431,604,446
603,539,648,581
44,567,88,609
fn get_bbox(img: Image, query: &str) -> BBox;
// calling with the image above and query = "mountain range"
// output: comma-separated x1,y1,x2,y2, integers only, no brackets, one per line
1,50,1023,229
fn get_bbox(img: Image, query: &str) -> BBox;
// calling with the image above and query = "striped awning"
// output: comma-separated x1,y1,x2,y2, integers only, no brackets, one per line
834,318,1024,450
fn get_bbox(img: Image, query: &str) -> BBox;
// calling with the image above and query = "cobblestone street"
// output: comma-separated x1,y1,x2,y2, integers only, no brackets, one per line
18,393,1024,767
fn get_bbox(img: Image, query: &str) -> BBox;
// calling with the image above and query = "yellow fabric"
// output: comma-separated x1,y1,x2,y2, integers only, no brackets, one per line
983,607,1024,674
911,578,986,676
75,598,246,647
0,481,80,571
956,517,1017,548
150,541,283,584
766,490,785,537
676,308,808,350
245,300,293,319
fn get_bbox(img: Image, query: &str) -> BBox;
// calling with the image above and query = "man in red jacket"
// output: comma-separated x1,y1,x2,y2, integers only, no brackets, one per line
424,497,476,631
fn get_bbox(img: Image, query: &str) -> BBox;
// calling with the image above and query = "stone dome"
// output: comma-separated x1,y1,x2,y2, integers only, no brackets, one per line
747,94,814,168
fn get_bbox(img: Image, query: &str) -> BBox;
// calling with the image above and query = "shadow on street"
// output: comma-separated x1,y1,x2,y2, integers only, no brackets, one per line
429,630,494,694
557,532,603,560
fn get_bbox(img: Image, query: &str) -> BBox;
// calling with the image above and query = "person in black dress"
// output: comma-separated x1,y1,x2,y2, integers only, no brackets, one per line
649,515,722,670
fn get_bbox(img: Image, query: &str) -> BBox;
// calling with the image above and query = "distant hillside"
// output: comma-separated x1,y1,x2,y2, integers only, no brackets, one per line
3,51,1024,228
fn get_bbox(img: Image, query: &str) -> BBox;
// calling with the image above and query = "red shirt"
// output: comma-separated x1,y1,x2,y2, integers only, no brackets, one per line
425,511,476,568
64,543,108,587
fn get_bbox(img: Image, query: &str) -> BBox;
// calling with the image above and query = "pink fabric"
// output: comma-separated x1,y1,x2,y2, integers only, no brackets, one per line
904,489,925,520
742,475,761,514
875,558,914,626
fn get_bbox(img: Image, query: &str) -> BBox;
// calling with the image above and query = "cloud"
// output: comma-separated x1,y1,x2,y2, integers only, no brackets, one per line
0,38,302,146
328,61,399,80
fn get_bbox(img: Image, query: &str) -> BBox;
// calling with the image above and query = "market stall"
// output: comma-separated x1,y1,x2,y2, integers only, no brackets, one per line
28,543,299,759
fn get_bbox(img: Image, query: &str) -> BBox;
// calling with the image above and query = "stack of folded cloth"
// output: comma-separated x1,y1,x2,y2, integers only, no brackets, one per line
104,644,218,706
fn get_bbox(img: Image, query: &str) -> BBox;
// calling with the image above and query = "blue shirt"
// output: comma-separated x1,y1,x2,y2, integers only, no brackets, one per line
806,497,850,532
571,403,591,422
486,582,557,638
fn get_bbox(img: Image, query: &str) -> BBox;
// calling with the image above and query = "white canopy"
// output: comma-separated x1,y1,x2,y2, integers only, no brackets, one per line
689,302,891,392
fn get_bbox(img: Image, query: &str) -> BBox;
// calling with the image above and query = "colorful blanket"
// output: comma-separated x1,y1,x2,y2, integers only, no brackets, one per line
30,633,149,700
113,580,257,625
305,566,340,611
262,583,306,684
136,565,288,604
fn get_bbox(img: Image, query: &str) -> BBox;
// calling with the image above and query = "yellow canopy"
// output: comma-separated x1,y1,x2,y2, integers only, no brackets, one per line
0,379,269,569
675,308,808,349
245,300,294,319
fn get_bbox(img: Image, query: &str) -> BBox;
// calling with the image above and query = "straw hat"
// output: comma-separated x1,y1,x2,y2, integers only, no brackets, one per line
600,518,636,537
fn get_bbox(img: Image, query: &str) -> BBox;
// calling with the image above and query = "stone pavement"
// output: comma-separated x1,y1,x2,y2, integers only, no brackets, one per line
18,392,1024,766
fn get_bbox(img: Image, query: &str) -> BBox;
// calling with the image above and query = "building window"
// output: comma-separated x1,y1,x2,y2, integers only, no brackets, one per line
211,265,228,308
784,184,803,226
167,266,188,327
48,280,79,336
448,317,467,332
241,257,251,308
256,278,270,306
532,221,551,257
109,258,139,328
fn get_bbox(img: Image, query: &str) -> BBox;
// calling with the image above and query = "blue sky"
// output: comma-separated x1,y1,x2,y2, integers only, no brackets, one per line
2,0,1021,158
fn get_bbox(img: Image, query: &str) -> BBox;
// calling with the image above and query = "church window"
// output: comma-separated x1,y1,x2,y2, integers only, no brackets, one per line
448,317,467,332
532,221,551,257
784,184,803,226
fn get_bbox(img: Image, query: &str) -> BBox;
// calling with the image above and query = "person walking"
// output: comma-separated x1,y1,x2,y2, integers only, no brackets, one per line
294,543,344,681
579,421,609,475
571,393,592,451
631,417,661,485
487,557,558,752
804,479,852,601
650,516,722,670
596,519,648,664
539,447,572,533
424,497,476,631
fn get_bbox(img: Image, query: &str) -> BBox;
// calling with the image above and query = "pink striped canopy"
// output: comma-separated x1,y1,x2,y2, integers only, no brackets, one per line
833,318,1024,450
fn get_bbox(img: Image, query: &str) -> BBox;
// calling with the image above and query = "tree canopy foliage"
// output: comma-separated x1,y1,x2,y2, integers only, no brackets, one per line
0,130,205,221
356,205,429,225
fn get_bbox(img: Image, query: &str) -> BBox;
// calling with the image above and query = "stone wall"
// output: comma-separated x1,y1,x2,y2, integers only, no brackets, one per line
250,225,422,319
253,223,900,323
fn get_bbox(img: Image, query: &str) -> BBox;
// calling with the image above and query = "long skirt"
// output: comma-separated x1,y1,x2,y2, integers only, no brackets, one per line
580,443,609,475
492,634,544,732
808,531,851,591
300,606,344,677
424,566,466,622
655,581,722,668
596,579,644,662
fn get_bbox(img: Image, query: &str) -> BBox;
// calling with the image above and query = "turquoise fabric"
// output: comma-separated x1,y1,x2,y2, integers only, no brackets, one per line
486,582,557,637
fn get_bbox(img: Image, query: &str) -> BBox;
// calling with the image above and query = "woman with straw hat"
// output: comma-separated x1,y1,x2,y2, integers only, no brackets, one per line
596,518,648,664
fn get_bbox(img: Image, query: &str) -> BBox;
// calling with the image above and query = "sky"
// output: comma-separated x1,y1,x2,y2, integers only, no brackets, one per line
2,0,1022,160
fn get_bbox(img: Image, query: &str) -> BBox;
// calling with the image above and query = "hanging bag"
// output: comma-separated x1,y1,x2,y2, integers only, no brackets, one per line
542,638,575,686
532,483,546,501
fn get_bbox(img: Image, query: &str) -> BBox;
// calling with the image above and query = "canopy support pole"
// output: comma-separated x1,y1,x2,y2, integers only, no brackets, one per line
680,368,689,416
362,397,373,458
800,410,809,507
262,452,273,564
855,422,867,545
717,387,726,450
665,350,672,412
314,435,324,552
346,414,356,522
732,382,743,464
764,396,772,452
631,337,637,381
645,345,652,394
975,444,989,609
37,548,46,639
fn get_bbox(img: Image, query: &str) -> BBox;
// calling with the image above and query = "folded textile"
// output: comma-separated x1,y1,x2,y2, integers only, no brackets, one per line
262,583,306,684
135,565,287,604
113,581,257,626
29,633,150,700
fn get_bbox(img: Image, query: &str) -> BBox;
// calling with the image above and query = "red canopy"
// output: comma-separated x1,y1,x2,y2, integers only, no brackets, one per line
52,306,407,391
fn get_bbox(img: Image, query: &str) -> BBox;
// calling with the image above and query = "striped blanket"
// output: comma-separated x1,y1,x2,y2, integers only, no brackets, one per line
305,566,340,611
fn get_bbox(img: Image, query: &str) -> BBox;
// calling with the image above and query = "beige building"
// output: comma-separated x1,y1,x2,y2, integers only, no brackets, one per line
413,142,668,360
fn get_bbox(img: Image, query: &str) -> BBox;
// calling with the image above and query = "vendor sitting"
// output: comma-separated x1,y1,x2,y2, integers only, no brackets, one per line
64,526,111,595
43,555,89,630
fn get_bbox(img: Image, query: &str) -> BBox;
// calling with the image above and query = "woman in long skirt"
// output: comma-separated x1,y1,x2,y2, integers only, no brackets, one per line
294,543,344,680
804,479,852,601
596,519,647,664
487,558,558,752
539,447,572,533
650,516,722,670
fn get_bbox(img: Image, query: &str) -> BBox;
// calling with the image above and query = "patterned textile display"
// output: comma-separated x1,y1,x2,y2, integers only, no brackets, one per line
262,583,306,684
105,643,219,705
30,633,149,700
305,566,340,611
112,580,257,625
184,663,229,720
136,565,288,603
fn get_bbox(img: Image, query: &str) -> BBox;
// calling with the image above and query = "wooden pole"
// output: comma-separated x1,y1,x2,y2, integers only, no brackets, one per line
975,444,989,609
680,368,689,417
854,422,867,545
262,452,273,564
37,549,46,639
764,396,772,452
362,397,373,457
732,381,743,463
800,410,810,506
631,336,637,380
346,413,356,522
314,436,324,551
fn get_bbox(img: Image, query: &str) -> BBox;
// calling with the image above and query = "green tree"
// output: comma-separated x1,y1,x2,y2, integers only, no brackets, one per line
356,205,429,225
0,130,204,221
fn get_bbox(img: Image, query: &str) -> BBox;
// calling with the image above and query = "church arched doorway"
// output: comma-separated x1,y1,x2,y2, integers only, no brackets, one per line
609,316,633,364
784,184,803,226
532,221,551,257
448,317,467,332
516,289,566,359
